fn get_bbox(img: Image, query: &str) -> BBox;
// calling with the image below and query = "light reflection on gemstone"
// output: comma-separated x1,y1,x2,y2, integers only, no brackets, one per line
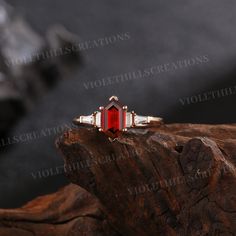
108,106,119,134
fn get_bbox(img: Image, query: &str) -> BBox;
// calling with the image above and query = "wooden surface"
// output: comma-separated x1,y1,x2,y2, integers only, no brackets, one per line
57,124,236,235
1,123,236,235
0,184,119,236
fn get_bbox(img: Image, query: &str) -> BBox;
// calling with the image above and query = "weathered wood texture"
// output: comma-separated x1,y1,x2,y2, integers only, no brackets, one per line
0,184,119,236
1,123,236,235
57,124,236,236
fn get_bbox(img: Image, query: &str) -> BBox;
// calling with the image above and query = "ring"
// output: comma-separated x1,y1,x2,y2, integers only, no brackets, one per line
73,96,163,139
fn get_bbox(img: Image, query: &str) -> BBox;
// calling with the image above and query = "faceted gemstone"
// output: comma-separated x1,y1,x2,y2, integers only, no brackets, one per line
107,106,119,134
100,96,126,138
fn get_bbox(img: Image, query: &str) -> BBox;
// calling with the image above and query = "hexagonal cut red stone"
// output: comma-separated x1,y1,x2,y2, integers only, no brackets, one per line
107,106,119,133
101,97,126,138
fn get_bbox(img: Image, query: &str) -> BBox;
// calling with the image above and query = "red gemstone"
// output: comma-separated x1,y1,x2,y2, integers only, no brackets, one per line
107,106,119,134
101,97,126,138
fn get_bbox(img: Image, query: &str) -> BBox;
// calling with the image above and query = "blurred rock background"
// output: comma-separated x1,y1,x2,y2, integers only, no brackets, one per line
0,0,235,208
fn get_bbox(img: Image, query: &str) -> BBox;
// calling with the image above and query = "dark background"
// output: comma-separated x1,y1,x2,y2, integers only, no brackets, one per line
0,0,235,208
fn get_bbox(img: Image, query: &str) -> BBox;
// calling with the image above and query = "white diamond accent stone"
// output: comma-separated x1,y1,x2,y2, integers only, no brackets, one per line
80,115,94,125
126,112,133,127
134,115,149,126
95,112,101,127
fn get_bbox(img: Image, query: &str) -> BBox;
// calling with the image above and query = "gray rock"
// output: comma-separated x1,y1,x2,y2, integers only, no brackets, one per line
0,0,81,137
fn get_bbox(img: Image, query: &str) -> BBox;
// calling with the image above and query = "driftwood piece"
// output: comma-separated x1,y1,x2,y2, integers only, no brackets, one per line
0,123,236,235
0,184,119,236
56,123,236,236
